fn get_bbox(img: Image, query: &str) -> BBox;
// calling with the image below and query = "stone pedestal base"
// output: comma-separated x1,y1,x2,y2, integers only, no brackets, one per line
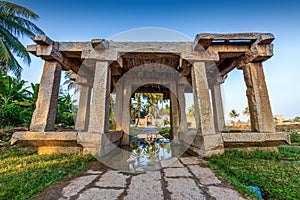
180,130,224,158
11,131,123,156
222,132,290,151
180,130,290,158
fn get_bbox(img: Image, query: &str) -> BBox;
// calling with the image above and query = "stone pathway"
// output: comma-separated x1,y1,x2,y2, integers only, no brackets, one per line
33,157,246,200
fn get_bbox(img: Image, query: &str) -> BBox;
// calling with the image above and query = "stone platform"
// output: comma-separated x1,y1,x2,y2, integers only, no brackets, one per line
10,131,123,156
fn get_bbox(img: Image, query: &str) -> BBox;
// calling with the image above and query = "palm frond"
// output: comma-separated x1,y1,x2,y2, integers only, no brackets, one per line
0,1,40,20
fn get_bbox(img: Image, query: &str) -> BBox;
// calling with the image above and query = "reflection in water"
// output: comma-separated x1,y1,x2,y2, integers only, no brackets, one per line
129,140,172,172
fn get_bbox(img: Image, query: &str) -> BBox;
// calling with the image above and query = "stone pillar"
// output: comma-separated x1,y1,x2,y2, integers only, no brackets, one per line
191,62,224,157
178,85,187,132
88,61,111,133
75,84,92,131
30,61,62,132
211,84,225,132
115,83,123,131
121,82,131,145
170,81,180,141
242,62,275,133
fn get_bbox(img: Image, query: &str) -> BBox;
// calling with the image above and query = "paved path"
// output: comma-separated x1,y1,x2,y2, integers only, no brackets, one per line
32,156,247,200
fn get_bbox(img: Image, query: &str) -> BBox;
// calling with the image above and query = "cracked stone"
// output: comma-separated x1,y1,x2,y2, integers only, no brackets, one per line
95,170,129,188
125,171,162,200
208,186,246,200
164,167,192,177
160,157,184,168
61,175,98,198
78,188,123,200
188,165,221,185
166,178,206,200
179,157,201,165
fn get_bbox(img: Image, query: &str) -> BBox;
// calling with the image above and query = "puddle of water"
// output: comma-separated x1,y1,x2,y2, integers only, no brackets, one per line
129,140,172,171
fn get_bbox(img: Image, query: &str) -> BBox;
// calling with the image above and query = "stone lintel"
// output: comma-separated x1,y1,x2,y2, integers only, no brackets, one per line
181,50,219,62
81,49,119,61
195,33,274,44
27,43,80,71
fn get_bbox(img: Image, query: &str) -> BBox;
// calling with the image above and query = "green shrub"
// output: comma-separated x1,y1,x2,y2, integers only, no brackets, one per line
0,105,23,128
290,132,300,143
159,127,171,139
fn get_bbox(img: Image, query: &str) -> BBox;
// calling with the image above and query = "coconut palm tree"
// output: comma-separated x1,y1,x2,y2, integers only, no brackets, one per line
0,1,44,78
188,105,195,117
229,109,239,126
134,93,142,127
242,106,250,125
63,70,79,92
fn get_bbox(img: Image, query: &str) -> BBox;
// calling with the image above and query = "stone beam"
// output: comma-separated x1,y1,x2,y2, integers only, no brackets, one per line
195,33,274,44
30,61,62,131
27,38,81,72
32,35,53,45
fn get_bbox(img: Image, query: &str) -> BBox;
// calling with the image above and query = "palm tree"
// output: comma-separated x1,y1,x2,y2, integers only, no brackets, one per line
188,105,195,117
242,107,250,116
143,93,164,120
229,109,239,126
63,70,79,92
0,1,44,78
134,93,142,127
242,106,250,125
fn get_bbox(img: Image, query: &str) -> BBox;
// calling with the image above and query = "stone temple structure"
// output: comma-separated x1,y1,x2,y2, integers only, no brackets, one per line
11,33,290,157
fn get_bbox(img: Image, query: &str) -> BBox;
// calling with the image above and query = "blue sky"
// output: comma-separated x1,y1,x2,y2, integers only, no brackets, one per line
11,0,300,120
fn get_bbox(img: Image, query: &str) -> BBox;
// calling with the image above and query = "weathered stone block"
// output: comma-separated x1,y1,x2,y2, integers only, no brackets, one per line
11,131,78,147
38,146,82,155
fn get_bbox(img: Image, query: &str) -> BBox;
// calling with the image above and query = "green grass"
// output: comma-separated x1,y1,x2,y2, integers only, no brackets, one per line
0,146,94,200
209,148,300,200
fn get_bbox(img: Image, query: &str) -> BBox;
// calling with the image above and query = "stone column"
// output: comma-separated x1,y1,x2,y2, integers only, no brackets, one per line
191,62,224,157
121,82,131,145
169,81,180,142
242,62,275,133
115,83,123,131
30,61,62,132
88,61,111,133
178,85,187,132
75,84,92,131
211,84,225,132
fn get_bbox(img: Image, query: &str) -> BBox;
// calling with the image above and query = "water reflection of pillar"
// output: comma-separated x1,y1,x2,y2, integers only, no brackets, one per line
170,81,180,142
121,83,131,145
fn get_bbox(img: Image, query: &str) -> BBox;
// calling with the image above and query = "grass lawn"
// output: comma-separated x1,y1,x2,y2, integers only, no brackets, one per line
209,146,300,200
0,146,94,200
